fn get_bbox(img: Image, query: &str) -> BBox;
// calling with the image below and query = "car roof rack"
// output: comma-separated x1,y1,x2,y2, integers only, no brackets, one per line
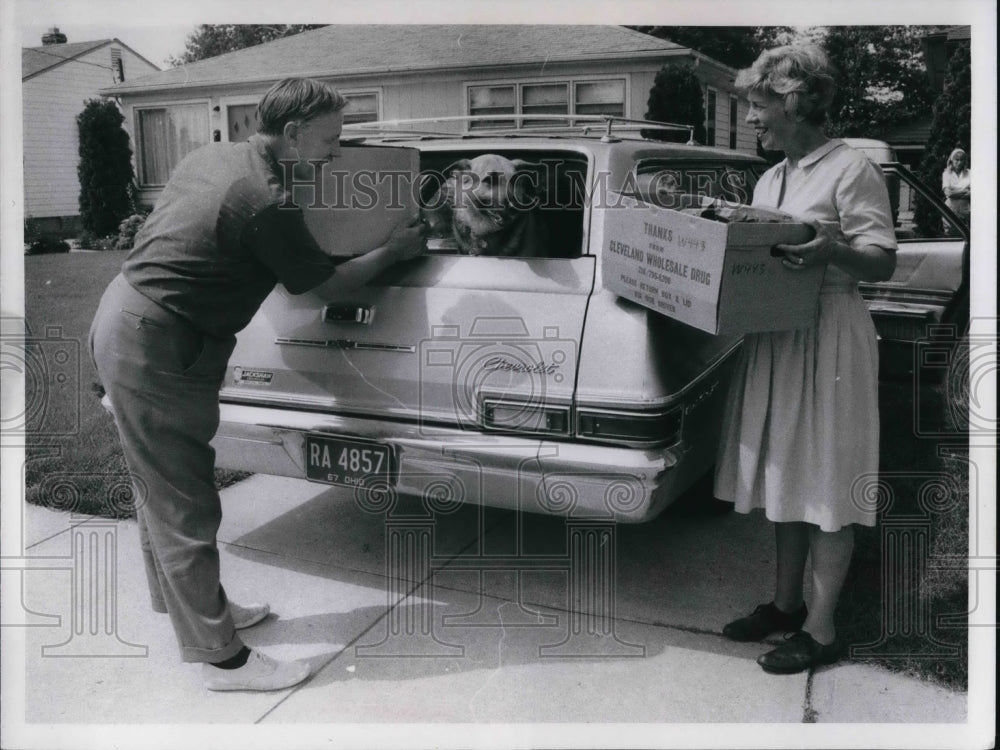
343,115,697,143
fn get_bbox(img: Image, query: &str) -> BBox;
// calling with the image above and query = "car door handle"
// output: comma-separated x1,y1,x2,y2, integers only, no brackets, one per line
323,305,374,324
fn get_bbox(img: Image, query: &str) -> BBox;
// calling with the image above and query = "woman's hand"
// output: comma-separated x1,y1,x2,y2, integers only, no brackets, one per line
775,219,896,282
775,220,839,271
385,215,427,263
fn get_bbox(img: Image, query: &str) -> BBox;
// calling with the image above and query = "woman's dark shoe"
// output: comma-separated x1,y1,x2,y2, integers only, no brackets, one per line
722,602,808,642
756,631,842,674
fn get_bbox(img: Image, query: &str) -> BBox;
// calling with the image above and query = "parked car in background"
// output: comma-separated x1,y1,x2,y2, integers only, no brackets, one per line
843,138,901,226
852,154,969,382
210,119,968,521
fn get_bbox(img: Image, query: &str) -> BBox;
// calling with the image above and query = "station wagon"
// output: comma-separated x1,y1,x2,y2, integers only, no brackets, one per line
210,117,969,522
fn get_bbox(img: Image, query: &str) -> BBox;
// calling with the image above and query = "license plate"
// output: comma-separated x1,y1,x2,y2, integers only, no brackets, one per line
305,434,395,490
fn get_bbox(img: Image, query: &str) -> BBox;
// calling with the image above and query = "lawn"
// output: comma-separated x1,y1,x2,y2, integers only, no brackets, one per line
22,250,248,518
21,250,969,689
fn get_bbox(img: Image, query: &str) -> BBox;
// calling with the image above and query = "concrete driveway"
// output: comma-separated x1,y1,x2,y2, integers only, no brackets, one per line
6,474,969,748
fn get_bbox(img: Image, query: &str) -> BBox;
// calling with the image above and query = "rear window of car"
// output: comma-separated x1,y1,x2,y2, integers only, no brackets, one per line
631,159,759,208
418,149,589,259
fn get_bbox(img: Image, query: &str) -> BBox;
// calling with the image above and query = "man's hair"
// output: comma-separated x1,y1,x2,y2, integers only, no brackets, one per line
256,78,347,136
735,44,838,126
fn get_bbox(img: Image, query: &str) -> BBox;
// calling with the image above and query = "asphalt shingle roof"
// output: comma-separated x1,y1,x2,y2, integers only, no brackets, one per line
107,25,687,93
22,40,112,79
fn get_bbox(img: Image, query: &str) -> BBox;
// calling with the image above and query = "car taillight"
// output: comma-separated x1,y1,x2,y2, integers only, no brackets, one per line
482,398,570,435
576,407,683,447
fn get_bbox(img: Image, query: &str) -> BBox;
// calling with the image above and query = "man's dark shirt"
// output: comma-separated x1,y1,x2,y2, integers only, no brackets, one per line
123,134,341,338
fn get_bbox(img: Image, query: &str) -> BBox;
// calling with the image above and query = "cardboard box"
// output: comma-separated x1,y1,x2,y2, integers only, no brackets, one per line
602,196,823,334
298,145,420,257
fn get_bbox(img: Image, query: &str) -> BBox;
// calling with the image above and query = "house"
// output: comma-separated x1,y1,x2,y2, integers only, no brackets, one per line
100,25,755,207
22,27,161,237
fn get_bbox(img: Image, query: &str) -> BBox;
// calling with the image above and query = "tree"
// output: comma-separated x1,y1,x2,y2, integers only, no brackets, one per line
643,64,706,143
915,41,971,237
77,99,135,237
822,26,935,138
169,25,327,65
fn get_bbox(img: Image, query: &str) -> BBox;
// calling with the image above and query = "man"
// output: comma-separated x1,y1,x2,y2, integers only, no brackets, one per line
90,78,424,692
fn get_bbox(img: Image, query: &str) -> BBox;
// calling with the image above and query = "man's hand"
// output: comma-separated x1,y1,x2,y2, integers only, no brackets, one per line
312,215,426,296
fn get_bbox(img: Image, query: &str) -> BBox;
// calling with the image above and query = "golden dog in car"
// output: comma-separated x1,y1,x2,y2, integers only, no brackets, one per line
422,154,548,257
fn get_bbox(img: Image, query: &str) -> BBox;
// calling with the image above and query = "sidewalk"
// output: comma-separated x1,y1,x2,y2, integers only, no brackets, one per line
7,474,967,743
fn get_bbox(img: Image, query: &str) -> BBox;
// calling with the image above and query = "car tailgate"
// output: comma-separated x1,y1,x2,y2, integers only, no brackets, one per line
220,255,595,436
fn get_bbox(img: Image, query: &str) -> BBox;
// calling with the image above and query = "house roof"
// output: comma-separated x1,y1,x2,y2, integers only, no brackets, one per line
105,25,690,95
881,116,933,146
23,40,111,79
23,38,161,81
946,26,971,42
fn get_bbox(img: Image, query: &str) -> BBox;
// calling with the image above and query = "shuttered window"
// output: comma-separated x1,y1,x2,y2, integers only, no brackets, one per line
729,95,739,149
705,88,717,147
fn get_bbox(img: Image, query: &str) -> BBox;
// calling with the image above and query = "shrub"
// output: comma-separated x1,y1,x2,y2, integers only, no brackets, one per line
24,215,42,244
643,63,707,143
26,235,70,255
114,213,148,251
77,99,136,237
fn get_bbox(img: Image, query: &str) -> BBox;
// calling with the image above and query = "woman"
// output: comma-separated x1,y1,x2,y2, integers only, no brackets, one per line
714,45,897,674
941,147,971,232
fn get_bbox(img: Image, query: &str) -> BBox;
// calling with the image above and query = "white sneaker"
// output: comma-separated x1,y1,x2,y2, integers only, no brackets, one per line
230,601,270,630
202,650,311,692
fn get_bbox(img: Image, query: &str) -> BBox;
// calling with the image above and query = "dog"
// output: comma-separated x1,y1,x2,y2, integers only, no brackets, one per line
421,155,548,257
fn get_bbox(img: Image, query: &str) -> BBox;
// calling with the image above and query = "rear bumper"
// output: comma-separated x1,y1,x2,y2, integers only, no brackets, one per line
213,403,709,522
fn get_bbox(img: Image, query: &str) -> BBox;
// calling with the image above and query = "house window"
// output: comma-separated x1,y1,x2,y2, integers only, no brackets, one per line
227,104,258,142
705,88,717,147
521,83,569,126
469,78,626,129
729,95,739,149
575,80,625,118
136,104,210,186
469,85,516,129
342,93,379,125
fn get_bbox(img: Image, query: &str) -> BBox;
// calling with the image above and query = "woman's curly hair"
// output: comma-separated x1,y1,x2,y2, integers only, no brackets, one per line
735,45,839,125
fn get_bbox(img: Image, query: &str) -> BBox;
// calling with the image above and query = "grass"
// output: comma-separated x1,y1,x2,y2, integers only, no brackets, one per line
837,379,969,690
22,250,249,518
22,251,969,689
